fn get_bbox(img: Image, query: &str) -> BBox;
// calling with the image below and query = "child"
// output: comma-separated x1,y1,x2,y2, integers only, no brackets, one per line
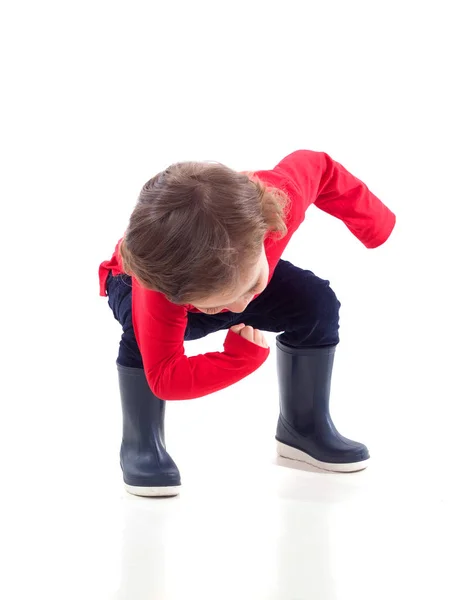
99,149,396,497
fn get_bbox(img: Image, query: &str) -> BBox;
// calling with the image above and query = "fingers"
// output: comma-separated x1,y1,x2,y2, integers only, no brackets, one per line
230,323,268,348
255,329,268,348
240,325,254,343
230,323,245,334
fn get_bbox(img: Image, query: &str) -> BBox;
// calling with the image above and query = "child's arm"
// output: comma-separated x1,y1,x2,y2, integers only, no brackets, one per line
275,149,396,248
132,277,270,400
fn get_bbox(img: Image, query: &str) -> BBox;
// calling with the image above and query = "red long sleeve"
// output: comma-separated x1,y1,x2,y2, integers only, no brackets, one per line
274,150,396,248
132,277,270,400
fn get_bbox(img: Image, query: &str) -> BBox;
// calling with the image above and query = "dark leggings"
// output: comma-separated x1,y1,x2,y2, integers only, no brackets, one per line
106,259,341,369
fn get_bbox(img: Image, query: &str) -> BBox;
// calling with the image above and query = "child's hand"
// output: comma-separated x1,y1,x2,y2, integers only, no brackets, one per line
230,323,268,349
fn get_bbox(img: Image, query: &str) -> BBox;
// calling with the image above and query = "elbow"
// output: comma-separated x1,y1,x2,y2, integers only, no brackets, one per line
149,376,175,401
146,370,193,401
144,369,170,400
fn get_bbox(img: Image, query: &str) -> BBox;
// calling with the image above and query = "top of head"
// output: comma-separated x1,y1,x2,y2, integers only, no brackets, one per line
118,160,290,306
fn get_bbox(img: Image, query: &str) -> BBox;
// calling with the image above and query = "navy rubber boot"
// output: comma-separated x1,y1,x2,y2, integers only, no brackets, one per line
275,339,370,472
117,363,181,496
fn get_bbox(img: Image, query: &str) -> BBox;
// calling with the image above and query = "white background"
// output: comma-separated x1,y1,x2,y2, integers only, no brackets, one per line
1,1,455,599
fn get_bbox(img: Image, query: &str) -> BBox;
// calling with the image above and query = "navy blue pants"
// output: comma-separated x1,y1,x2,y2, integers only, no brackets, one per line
106,259,341,369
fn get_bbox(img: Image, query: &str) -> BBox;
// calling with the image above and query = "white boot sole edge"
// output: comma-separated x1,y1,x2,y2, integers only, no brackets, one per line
125,484,181,497
277,441,370,473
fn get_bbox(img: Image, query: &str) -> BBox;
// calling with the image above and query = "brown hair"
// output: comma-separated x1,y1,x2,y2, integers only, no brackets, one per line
119,160,290,304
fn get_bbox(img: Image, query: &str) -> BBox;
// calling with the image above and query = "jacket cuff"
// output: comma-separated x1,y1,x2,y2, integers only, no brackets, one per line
223,328,270,361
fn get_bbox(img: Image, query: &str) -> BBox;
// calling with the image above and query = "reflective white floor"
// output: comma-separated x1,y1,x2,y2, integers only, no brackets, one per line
4,330,455,600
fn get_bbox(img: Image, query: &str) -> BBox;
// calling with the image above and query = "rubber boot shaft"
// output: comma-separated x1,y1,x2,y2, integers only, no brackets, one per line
276,339,369,464
117,363,181,487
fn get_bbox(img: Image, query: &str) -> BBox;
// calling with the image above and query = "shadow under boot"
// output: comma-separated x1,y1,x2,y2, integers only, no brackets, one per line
117,363,181,496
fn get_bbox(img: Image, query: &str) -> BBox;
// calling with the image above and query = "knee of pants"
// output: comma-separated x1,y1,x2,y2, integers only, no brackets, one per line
284,281,341,346
117,323,144,369
291,278,341,326
312,283,341,327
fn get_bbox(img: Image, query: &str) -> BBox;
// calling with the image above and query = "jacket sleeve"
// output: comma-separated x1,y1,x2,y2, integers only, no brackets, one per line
275,149,396,248
131,277,270,400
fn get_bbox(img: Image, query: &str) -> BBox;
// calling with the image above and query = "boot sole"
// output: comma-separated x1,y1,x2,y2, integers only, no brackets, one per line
277,441,369,473
124,484,181,497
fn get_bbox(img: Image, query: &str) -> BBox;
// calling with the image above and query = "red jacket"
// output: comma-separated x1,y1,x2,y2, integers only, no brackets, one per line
99,150,396,400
